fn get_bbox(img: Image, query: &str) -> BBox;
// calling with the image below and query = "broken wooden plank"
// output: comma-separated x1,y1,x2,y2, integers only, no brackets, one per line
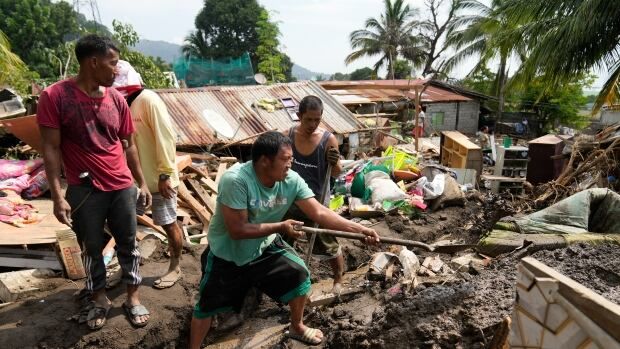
308,287,365,307
175,154,192,172
0,269,57,302
0,248,62,270
186,166,219,194
214,163,228,187
178,181,211,227
185,178,216,214
137,215,166,236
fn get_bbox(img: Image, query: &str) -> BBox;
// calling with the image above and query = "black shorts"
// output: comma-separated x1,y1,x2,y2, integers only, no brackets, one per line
193,235,311,319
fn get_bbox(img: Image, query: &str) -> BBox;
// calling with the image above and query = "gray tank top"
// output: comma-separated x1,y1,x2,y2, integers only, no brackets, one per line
289,126,331,201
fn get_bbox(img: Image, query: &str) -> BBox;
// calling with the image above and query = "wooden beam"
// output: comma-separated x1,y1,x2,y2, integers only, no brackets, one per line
185,178,216,214
137,215,166,236
0,248,62,270
214,163,228,188
175,154,192,172
186,166,218,193
177,181,211,227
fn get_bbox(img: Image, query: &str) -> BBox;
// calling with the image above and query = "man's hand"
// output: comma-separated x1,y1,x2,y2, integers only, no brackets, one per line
138,184,152,209
326,147,340,166
158,178,175,199
281,219,305,240
53,198,72,227
359,227,380,246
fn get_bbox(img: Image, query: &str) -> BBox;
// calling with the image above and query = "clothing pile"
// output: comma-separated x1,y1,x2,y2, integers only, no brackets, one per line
0,158,49,226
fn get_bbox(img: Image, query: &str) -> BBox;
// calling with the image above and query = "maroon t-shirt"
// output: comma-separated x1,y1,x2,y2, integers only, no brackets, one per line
37,79,135,191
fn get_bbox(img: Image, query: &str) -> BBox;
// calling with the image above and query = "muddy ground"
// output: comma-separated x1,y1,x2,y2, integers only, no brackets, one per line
316,244,620,349
0,196,618,349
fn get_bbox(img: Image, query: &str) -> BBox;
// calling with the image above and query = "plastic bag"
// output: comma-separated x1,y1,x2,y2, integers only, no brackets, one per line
399,247,420,281
416,174,446,200
0,159,44,180
368,178,408,204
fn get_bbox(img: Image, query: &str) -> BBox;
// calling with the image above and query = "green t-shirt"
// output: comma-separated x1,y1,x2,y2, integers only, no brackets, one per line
207,161,315,265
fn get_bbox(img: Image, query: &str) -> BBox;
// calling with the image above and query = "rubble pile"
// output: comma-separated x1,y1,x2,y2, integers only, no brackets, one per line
535,123,620,206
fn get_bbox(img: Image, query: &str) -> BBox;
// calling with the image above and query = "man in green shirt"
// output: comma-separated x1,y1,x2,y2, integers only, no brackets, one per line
189,132,379,347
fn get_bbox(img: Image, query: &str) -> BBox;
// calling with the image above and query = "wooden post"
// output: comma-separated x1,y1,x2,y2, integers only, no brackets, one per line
414,86,421,152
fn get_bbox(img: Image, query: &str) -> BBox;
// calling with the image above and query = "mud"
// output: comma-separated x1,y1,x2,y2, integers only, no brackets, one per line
314,243,620,349
385,195,515,245
0,244,205,349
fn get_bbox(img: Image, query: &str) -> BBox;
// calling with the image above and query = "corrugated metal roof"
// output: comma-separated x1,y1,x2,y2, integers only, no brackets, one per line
321,80,472,104
155,81,365,147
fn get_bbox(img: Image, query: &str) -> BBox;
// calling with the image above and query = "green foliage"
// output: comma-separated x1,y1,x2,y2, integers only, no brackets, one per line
513,75,592,130
112,20,171,89
183,0,263,67
331,72,350,81
0,0,79,79
500,0,620,113
393,59,412,79
460,66,496,95
255,10,285,83
346,0,424,79
350,67,374,81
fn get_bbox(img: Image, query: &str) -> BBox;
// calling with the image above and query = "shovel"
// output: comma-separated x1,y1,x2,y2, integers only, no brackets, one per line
298,226,476,254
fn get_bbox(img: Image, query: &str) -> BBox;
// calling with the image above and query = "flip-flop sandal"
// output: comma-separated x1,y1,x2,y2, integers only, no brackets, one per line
123,303,150,328
153,270,182,289
285,327,324,345
86,302,110,330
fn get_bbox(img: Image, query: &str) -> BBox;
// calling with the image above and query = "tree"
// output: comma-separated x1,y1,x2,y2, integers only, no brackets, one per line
255,10,285,83
112,20,171,89
346,0,424,80
499,0,620,113
331,72,350,81
0,0,79,79
182,0,263,67
417,0,458,75
393,59,412,79
350,67,374,81
445,0,525,123
460,65,496,95
515,75,591,131
0,29,29,92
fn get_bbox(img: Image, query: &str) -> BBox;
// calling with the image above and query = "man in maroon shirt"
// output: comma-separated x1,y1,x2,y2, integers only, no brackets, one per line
38,34,152,330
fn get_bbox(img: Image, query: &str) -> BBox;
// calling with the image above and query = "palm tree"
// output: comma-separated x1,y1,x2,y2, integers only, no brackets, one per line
499,0,620,112
445,0,524,122
0,30,25,86
345,0,424,80
182,30,210,59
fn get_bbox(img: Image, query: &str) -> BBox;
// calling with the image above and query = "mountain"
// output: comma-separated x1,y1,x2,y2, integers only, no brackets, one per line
133,39,182,63
292,64,330,81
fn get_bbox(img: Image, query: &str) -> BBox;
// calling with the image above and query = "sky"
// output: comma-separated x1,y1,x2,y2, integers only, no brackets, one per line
87,0,605,89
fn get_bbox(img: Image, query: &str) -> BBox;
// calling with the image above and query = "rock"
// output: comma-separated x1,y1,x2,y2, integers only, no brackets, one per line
439,215,448,221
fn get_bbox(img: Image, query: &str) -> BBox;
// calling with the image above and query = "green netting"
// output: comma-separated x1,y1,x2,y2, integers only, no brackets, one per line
173,52,255,87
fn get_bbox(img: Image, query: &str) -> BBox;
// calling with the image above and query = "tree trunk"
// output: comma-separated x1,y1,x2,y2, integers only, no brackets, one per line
496,53,508,127
388,50,395,80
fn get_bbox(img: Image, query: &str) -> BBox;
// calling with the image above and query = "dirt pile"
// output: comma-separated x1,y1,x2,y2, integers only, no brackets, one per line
314,243,620,349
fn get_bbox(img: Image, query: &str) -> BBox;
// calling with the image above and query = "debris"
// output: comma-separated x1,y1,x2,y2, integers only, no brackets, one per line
368,252,399,281
0,268,57,302
535,124,620,205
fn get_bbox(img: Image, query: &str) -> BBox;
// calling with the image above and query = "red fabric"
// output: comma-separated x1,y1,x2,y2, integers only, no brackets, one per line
36,79,135,191
114,85,142,98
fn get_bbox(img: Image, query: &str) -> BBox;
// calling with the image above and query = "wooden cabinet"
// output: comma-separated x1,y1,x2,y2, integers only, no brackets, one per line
440,131,482,177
